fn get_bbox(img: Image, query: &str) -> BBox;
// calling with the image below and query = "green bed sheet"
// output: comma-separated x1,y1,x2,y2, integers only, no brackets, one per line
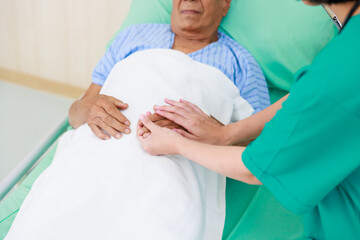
0,0,336,238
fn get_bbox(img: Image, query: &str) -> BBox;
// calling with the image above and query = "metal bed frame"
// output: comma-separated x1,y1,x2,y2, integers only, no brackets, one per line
0,115,69,202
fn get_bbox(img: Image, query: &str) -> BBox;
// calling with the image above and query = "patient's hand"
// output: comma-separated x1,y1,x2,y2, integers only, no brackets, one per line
153,99,227,145
69,83,132,140
137,112,186,136
85,94,132,140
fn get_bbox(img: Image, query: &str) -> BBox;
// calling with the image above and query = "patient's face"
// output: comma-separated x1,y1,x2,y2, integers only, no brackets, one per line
171,0,231,39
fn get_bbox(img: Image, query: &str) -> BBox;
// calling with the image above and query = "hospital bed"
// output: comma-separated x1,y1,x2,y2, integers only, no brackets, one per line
0,0,336,239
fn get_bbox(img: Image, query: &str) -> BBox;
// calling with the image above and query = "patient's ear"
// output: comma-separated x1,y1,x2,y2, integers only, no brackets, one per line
222,0,232,17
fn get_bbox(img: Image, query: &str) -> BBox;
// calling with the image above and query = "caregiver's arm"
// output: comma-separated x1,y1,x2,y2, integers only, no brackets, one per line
176,139,261,184
68,83,131,140
224,94,288,146
152,95,288,146
137,115,261,185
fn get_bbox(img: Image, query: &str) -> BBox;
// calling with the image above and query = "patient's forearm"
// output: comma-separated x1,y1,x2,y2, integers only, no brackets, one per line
68,99,88,128
223,94,288,146
68,84,101,128
177,138,261,185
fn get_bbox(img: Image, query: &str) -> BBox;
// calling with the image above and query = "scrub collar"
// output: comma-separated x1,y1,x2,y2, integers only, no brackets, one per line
323,0,360,33
322,5,342,30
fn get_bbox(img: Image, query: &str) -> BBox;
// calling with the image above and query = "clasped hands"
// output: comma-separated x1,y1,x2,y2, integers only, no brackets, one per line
136,98,226,156
86,95,225,147
137,98,225,145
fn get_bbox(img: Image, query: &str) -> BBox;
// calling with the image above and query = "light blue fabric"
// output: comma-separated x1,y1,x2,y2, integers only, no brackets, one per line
92,24,270,112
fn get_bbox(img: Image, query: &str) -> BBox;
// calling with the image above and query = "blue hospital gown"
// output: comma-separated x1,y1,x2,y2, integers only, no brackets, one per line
93,24,270,112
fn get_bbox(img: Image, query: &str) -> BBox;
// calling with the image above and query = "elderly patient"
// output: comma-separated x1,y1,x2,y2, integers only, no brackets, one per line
5,1,270,240
69,0,269,140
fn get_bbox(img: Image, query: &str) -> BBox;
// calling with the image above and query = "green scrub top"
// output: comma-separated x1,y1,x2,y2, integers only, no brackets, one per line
242,15,360,240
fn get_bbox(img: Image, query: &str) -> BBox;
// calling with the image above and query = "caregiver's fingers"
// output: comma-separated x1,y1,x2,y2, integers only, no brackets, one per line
137,127,146,137
137,113,166,136
179,99,206,115
139,120,185,134
162,99,194,113
137,120,182,156
154,110,189,129
137,113,165,128
153,119,181,129
139,114,160,132
138,122,164,136
143,132,151,138
154,105,191,120
138,119,186,137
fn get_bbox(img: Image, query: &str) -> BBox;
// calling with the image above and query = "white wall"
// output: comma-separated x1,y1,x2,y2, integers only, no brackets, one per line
0,0,132,89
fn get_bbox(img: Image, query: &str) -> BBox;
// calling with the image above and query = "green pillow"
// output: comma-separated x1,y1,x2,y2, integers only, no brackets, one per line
111,0,336,102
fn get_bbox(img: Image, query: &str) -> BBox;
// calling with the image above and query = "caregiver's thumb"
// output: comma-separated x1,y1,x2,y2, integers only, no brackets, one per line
139,114,158,132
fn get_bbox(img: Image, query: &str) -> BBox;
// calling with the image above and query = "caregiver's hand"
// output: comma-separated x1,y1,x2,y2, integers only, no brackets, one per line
153,99,227,145
137,114,183,156
69,83,131,140
137,112,186,136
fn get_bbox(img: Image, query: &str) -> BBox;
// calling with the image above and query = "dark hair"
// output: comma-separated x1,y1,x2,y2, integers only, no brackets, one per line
308,0,356,3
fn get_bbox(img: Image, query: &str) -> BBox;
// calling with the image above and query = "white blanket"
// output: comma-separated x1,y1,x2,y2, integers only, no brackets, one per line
5,49,254,240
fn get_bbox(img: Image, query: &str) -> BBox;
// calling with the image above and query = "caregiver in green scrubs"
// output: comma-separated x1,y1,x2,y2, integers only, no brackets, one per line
137,0,360,239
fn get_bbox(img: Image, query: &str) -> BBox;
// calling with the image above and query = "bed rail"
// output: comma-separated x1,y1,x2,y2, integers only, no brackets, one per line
0,115,69,201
